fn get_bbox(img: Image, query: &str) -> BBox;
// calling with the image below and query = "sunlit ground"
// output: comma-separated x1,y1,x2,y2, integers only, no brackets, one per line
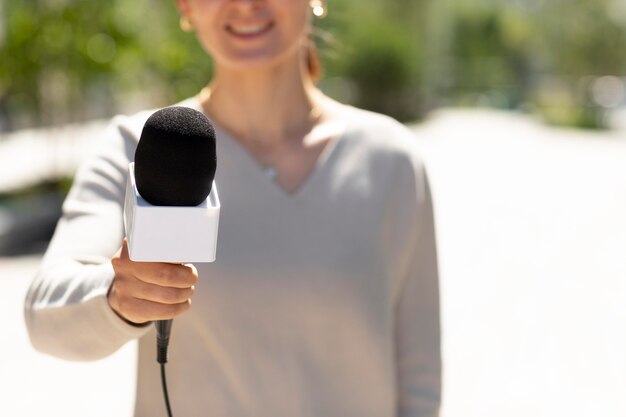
1,256,137,416
2,109,626,416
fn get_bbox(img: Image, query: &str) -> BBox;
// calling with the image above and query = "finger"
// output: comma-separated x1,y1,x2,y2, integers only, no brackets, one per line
112,241,198,288
112,239,148,279
114,297,192,324
113,272,195,304
130,280,195,305
121,238,129,258
133,263,198,288
183,263,198,277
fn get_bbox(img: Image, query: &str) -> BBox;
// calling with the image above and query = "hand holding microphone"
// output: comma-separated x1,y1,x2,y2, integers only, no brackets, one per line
107,106,219,356
107,106,219,417
108,239,198,325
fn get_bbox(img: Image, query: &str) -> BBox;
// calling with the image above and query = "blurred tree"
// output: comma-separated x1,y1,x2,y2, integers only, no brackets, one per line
317,0,425,121
528,0,626,128
449,5,532,109
534,0,626,76
0,0,425,128
0,0,624,130
0,0,212,130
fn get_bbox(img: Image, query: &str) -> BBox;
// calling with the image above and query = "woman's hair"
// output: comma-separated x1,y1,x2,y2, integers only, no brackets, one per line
306,37,323,83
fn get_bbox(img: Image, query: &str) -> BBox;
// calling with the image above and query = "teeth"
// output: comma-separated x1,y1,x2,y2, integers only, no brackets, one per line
229,23,270,35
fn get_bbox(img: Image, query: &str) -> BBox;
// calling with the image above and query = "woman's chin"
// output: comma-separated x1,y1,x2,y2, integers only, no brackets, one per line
218,48,298,74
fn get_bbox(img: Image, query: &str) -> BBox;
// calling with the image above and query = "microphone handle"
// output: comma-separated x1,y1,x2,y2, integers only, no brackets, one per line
155,319,173,364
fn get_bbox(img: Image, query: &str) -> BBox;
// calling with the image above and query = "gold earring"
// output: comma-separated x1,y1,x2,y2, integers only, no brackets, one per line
180,15,194,32
310,0,327,18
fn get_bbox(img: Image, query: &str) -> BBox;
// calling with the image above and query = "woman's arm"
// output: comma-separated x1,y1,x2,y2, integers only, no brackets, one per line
395,165,442,417
24,116,152,361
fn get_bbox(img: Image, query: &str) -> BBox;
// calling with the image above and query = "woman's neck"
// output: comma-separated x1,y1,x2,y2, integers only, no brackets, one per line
200,62,322,148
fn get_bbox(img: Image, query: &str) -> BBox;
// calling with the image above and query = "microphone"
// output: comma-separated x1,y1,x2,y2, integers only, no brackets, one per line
123,106,220,365
134,106,217,206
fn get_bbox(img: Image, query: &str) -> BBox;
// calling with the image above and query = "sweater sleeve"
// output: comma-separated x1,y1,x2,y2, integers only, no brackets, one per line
395,163,442,417
24,115,151,361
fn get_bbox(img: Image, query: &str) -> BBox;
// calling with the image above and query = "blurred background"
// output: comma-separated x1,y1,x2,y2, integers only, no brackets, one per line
1,0,625,416
2,0,626,130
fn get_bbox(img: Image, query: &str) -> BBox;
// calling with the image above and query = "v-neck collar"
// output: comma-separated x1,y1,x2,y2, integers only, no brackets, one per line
184,97,348,200
216,120,346,200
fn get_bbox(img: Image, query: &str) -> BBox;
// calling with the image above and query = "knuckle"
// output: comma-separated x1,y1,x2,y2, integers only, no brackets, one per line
115,275,137,297
178,264,197,286
178,287,192,302
114,275,128,290
157,267,175,285
188,265,199,283
156,265,196,287
148,286,186,304
162,287,183,303
172,300,191,317
112,294,149,324
173,287,193,303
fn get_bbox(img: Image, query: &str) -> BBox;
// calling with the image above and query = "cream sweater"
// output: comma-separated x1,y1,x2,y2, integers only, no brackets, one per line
25,98,441,417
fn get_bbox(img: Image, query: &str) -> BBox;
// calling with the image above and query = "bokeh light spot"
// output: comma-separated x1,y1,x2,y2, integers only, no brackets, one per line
591,76,624,108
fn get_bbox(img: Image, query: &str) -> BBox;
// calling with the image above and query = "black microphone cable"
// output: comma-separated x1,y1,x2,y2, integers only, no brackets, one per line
156,319,174,417
160,363,173,417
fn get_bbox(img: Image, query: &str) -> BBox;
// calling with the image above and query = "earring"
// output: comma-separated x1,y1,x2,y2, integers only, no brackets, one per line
310,0,327,18
180,15,194,32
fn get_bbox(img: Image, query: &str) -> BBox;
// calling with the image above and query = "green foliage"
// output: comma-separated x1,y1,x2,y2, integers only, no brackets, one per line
341,17,416,121
449,7,532,109
1,0,625,129
434,0,626,128
0,0,211,128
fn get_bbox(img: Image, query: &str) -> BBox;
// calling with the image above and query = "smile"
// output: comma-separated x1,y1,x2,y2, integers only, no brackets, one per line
226,21,274,38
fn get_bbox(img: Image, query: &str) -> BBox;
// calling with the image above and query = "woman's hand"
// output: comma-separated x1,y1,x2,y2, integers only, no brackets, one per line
108,239,198,325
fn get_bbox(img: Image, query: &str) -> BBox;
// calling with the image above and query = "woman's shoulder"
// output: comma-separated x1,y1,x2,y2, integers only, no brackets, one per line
325,97,416,143
325,102,431,207
326,100,424,167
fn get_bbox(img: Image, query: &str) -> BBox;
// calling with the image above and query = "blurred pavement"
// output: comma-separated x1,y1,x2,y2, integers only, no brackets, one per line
1,256,136,417
1,109,625,416
412,109,626,417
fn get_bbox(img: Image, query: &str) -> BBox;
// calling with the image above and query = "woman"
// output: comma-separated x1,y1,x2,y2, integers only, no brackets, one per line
25,0,441,416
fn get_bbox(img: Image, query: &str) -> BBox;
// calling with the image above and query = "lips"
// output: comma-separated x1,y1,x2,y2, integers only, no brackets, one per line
226,21,274,38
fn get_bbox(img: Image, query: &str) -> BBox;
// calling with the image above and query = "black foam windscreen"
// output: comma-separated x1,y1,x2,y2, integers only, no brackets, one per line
134,106,217,206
